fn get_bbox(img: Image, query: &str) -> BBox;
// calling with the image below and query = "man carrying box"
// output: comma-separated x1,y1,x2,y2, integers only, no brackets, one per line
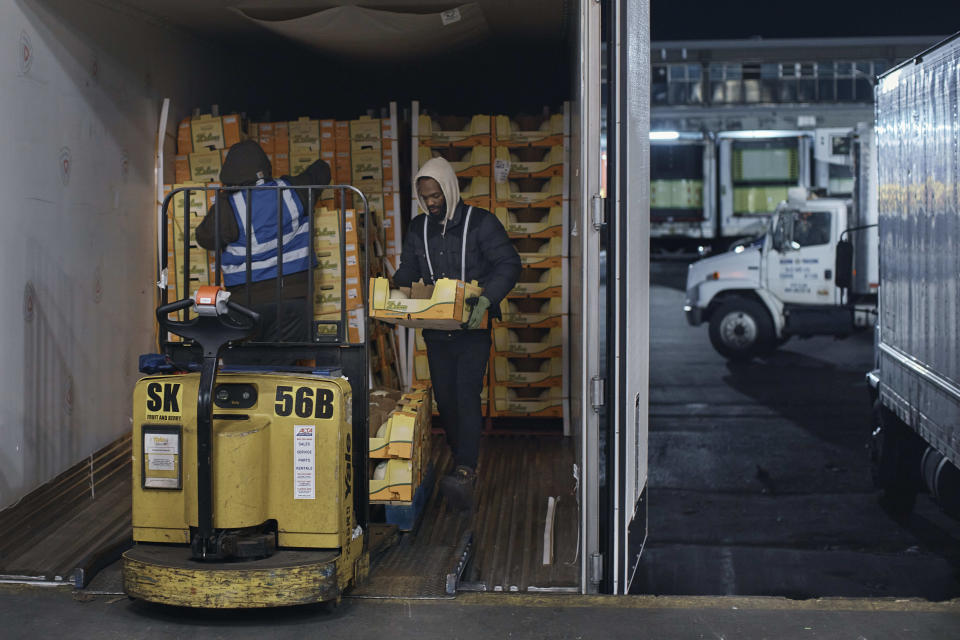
195,140,331,358
393,157,521,510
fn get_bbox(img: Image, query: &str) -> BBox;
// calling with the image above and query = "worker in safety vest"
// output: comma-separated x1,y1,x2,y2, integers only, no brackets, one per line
196,140,330,355
393,157,521,510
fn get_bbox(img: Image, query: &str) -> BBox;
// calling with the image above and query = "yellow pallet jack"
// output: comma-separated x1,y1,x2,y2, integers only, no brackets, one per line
123,184,377,608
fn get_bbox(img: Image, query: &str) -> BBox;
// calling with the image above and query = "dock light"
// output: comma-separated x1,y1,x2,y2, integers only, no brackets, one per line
649,131,680,141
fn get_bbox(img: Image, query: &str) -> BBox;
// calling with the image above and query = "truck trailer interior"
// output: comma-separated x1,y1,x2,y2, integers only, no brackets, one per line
0,0,649,597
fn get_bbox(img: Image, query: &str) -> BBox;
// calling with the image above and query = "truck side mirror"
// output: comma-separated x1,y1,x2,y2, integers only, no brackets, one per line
835,239,853,289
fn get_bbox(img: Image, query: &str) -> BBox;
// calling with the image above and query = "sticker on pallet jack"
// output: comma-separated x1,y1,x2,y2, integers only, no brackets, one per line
145,382,183,421
142,426,182,490
294,425,315,499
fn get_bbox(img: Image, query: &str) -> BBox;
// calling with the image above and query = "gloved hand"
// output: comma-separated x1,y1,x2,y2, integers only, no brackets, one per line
463,295,491,330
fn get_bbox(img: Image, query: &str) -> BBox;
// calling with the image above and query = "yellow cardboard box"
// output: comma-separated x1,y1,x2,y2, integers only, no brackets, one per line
313,276,363,314
493,113,564,146
313,208,358,248
508,266,564,297
178,114,244,153
369,277,486,329
496,296,565,327
459,176,491,200
513,236,564,268
175,150,228,183
350,117,382,152
369,458,417,502
495,177,564,207
492,356,563,386
315,307,364,344
418,114,491,147
490,386,564,417
412,351,431,387
314,245,361,283
351,149,382,183
418,145,491,177
496,145,565,178
495,207,563,238
290,149,320,175
492,327,563,357
288,117,320,154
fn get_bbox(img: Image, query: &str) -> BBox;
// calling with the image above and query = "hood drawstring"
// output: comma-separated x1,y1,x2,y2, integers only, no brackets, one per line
423,206,473,284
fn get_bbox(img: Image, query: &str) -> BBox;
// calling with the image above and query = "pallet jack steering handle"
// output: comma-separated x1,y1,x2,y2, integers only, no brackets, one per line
156,290,261,558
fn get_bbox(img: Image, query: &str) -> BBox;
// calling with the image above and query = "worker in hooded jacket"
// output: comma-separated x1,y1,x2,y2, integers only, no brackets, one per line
393,156,521,510
195,140,330,361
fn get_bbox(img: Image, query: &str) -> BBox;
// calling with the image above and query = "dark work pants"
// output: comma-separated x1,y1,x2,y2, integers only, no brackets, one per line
223,297,308,366
423,328,491,470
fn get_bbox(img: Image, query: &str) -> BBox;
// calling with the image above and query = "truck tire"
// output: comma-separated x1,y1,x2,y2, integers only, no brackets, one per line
871,400,923,521
708,298,775,361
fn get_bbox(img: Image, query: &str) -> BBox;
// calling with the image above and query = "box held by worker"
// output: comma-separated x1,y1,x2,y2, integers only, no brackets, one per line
369,277,486,329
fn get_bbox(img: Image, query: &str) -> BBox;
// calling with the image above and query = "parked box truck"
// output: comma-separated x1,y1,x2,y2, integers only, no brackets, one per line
868,33,960,519
684,125,878,360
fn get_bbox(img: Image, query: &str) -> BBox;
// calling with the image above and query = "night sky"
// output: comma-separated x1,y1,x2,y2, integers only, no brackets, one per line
649,1,952,41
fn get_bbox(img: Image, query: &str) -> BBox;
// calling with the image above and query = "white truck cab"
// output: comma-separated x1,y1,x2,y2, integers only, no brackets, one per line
684,190,876,360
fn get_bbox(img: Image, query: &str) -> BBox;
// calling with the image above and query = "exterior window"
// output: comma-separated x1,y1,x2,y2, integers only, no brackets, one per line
837,62,854,100
792,211,832,247
761,63,779,102
855,61,873,100
652,64,668,105
817,62,835,102
667,64,704,105
798,63,816,102
780,62,799,102
710,63,743,104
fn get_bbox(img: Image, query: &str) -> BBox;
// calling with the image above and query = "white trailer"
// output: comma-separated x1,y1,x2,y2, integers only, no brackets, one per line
717,130,813,244
649,131,716,252
869,33,960,520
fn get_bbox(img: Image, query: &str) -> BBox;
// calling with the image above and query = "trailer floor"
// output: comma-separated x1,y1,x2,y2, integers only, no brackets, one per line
355,433,579,597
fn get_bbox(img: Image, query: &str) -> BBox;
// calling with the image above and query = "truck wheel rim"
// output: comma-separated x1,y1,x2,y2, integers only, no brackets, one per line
720,311,757,349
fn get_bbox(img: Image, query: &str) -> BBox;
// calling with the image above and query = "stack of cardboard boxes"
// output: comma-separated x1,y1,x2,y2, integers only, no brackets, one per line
414,110,493,212
312,207,365,343
490,108,569,419
163,184,217,306
368,387,433,506
174,113,243,183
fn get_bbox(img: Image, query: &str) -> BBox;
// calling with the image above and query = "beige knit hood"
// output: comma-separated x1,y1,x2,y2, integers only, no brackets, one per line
415,156,461,235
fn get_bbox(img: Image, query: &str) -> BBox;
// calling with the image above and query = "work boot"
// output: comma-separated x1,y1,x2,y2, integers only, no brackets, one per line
439,465,477,511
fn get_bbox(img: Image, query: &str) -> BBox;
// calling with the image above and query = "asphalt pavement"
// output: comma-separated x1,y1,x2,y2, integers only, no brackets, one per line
634,260,960,599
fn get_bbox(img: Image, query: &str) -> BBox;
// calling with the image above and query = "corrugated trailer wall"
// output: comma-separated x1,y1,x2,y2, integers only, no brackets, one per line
876,35,960,465
0,0,228,509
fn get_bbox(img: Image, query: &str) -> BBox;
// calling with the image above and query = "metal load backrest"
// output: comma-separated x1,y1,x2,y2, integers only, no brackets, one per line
158,182,371,529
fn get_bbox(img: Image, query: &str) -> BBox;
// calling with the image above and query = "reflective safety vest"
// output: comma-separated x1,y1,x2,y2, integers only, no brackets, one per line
219,179,311,287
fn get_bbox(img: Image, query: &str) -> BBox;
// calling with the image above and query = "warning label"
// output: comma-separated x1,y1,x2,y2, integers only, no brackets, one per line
294,425,315,500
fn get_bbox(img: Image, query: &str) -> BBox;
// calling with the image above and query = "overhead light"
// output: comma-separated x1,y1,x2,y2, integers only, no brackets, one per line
650,131,680,141
718,130,809,140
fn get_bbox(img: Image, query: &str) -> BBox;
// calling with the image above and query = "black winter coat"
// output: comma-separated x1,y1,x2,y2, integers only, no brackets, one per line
393,201,521,318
